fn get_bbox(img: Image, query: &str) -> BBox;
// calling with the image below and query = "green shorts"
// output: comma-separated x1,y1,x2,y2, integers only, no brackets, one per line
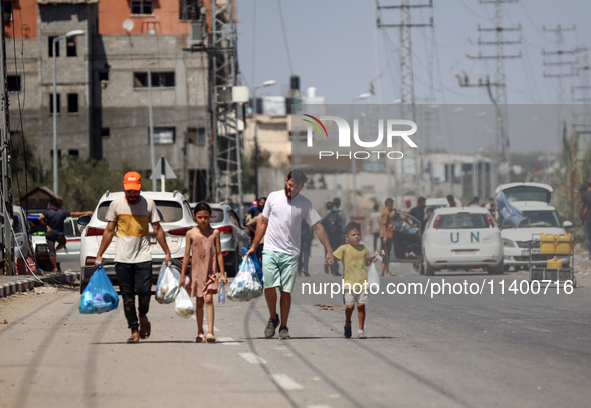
262,250,299,293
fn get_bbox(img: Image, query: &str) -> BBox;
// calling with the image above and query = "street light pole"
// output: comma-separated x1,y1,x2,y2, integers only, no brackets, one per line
351,93,370,216
148,61,157,191
252,80,276,198
52,29,85,196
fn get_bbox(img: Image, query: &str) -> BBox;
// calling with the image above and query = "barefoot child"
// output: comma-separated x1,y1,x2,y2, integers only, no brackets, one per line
180,202,227,343
333,222,377,339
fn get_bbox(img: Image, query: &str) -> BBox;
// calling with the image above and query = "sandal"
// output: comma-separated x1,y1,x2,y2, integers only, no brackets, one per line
127,333,140,343
206,333,216,343
196,335,206,343
139,319,151,340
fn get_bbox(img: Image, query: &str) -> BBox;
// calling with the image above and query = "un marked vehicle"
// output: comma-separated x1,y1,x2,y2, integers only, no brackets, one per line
495,183,573,271
420,207,503,276
78,191,196,293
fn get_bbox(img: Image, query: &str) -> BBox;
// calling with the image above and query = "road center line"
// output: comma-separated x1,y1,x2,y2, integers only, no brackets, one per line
238,352,267,364
270,374,304,390
217,337,239,345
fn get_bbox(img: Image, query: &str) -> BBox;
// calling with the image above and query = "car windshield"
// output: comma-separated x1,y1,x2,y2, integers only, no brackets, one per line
12,215,22,233
96,200,184,223
502,186,551,203
210,209,224,224
499,210,560,229
439,213,489,229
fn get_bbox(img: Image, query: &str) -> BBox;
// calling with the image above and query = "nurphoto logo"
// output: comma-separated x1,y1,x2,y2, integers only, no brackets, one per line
302,114,419,160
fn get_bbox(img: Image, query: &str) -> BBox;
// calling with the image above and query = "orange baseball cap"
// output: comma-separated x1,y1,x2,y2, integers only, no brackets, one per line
123,172,142,190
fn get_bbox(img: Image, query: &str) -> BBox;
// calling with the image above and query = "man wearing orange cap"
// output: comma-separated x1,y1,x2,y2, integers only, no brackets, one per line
96,172,172,343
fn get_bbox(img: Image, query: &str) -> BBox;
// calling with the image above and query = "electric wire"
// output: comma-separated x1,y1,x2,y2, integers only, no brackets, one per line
276,0,294,76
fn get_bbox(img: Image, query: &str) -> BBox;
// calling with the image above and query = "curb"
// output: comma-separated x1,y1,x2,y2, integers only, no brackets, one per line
0,272,79,299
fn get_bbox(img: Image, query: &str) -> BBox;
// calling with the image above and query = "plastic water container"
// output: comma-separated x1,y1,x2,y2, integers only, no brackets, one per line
540,233,556,254
546,258,563,269
555,233,572,254
218,282,226,304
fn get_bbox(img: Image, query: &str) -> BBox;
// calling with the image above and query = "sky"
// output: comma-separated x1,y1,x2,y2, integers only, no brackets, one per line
236,0,591,154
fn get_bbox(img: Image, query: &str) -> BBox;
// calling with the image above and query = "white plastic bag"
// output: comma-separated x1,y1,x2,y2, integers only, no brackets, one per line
367,262,380,291
175,286,196,318
155,262,181,304
227,256,263,302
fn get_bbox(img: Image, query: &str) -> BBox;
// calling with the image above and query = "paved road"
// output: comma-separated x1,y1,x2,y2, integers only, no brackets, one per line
1,240,591,408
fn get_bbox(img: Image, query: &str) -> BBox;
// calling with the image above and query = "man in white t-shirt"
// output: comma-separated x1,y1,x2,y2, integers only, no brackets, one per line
247,170,334,340
96,172,172,344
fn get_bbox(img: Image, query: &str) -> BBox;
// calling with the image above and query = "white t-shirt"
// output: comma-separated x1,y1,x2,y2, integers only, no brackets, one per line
262,190,321,255
105,196,161,263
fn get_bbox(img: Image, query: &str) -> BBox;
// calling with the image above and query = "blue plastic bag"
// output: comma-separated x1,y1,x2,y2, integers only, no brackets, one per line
240,247,263,286
79,266,119,314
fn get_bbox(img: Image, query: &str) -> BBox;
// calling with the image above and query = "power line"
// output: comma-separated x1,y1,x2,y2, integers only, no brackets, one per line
276,0,294,76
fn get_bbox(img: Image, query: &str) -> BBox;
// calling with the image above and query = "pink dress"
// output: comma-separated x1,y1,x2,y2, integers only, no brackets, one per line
188,227,219,297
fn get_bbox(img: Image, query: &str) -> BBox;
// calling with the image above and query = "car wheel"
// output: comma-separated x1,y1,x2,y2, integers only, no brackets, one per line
424,259,434,276
418,261,425,275
226,250,239,278
488,262,504,275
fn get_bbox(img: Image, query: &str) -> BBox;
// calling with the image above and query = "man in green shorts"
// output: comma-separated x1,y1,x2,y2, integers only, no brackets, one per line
247,169,334,340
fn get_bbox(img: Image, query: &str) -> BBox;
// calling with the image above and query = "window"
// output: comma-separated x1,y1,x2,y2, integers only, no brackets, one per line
133,72,175,88
48,36,60,57
7,75,20,92
67,93,78,113
99,70,109,82
49,94,60,114
179,0,201,20
131,0,153,15
152,127,175,144
4,1,13,23
101,127,110,138
66,36,77,57
188,127,206,145
68,150,79,157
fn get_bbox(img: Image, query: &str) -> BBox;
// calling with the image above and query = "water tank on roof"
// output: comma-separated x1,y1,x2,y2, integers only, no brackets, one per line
290,75,300,91
307,87,317,98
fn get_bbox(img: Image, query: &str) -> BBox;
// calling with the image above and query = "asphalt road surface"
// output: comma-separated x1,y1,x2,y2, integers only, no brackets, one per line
1,239,591,408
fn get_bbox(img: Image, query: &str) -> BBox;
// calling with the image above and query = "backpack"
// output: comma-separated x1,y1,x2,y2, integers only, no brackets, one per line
323,210,342,236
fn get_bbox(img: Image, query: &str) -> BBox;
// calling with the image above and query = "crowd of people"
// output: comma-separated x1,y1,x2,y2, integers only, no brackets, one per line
92,168,497,344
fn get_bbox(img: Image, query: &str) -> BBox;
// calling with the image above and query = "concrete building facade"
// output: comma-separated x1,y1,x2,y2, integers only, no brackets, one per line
4,0,209,197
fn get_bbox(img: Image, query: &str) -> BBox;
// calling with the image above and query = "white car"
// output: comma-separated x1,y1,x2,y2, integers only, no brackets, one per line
499,201,572,270
495,182,573,271
77,191,196,293
421,207,503,275
425,197,462,214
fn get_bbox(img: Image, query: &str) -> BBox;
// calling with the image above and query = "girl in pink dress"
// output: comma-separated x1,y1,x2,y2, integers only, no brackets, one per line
180,202,227,343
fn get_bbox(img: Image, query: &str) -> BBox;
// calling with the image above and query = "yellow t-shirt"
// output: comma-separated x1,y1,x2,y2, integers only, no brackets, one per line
333,244,370,290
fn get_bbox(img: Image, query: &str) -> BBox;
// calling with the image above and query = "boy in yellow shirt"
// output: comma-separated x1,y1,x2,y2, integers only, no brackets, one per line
333,222,377,339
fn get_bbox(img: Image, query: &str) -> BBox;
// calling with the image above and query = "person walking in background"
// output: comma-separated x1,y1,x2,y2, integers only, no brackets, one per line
321,199,346,276
333,222,378,339
468,196,480,207
332,197,347,237
408,197,426,272
246,197,266,267
322,201,334,274
246,170,335,340
180,202,227,343
404,199,412,211
298,220,313,277
579,183,591,255
379,198,396,277
245,197,266,245
369,203,382,253
38,198,92,272
447,194,457,207
95,172,172,344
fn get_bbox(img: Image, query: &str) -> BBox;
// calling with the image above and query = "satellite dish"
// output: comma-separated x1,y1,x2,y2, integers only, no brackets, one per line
122,19,134,33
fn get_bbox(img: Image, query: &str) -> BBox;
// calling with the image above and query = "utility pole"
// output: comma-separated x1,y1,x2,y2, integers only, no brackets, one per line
0,0,13,275
376,0,433,201
542,24,578,105
465,0,521,186
207,0,244,215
